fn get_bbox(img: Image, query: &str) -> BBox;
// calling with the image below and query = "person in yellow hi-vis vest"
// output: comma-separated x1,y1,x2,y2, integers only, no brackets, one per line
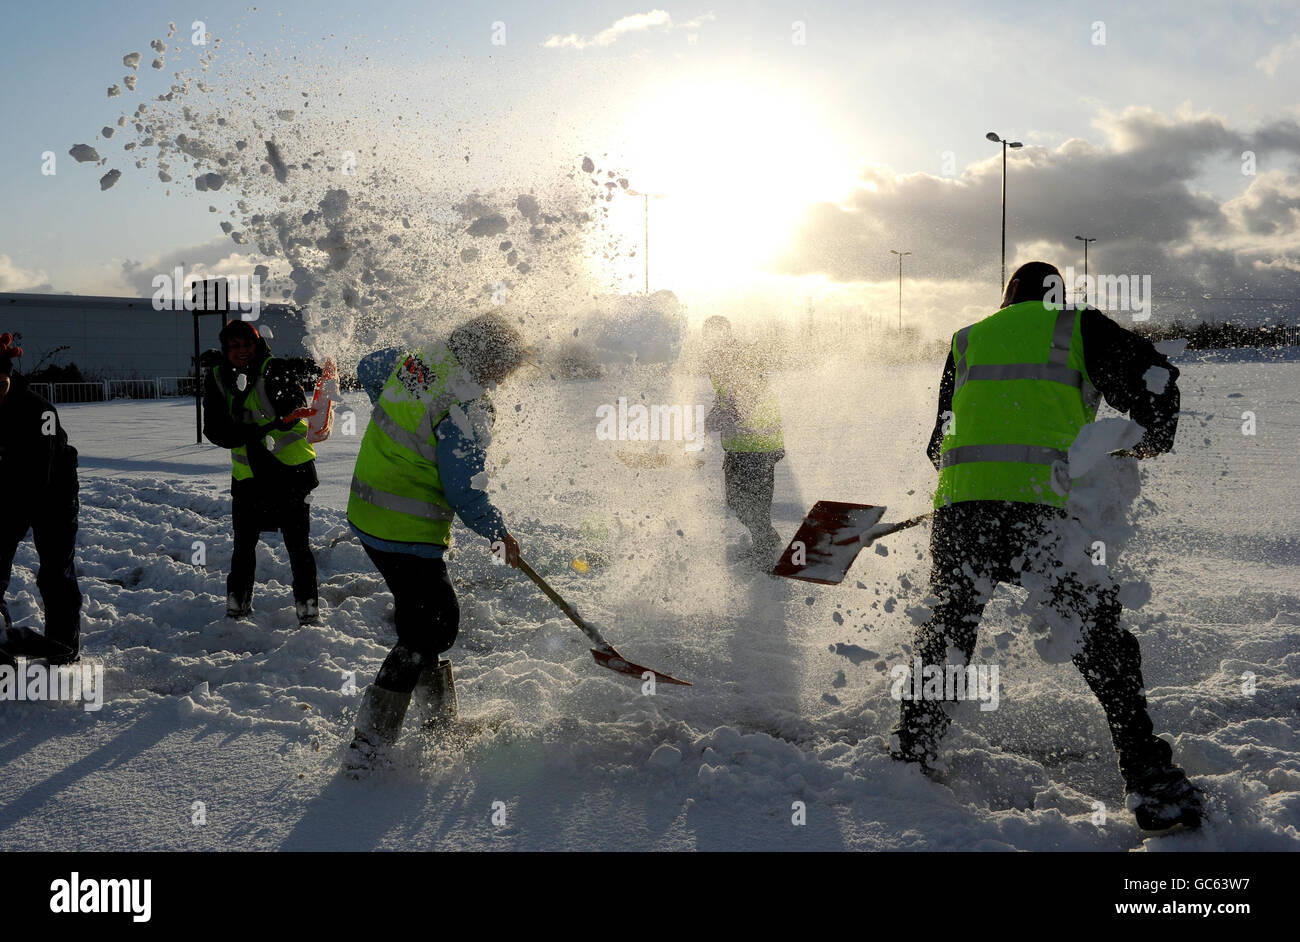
201,320,319,624
344,313,528,772
702,316,785,566
890,261,1201,832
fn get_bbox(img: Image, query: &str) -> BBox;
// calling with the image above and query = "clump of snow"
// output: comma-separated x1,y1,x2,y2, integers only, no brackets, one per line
69,144,101,163
466,214,508,238
99,169,121,190
1021,419,1147,663
1144,364,1171,393
123,51,141,70
1067,417,1144,479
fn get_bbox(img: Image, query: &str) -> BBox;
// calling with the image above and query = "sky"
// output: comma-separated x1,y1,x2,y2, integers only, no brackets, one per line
1,0,1299,339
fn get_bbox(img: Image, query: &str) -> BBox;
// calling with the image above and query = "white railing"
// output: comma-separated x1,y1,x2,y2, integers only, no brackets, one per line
106,379,161,400
49,382,109,404
28,378,202,404
157,376,198,397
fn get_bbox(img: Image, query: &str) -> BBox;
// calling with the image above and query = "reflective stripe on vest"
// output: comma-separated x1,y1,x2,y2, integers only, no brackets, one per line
346,344,472,545
940,443,1069,469
349,475,455,522
934,302,1097,508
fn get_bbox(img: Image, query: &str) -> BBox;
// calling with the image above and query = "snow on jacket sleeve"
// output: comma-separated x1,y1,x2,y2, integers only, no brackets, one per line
1080,307,1181,456
262,357,316,418
357,347,401,406
433,406,508,542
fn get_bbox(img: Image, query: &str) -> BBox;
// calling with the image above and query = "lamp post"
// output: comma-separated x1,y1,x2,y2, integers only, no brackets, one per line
986,131,1023,290
889,249,911,330
1074,235,1096,305
625,189,666,295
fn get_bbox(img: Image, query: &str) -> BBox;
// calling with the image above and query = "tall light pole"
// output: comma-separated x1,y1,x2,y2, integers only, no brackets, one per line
625,189,666,295
890,249,911,330
986,131,1023,291
1074,235,1096,305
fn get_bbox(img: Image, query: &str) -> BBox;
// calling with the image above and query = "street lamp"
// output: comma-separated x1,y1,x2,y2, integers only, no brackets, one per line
625,188,667,295
889,249,911,330
986,131,1023,291
1074,235,1096,305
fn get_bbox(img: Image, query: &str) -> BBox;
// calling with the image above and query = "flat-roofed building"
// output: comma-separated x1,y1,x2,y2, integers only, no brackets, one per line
0,292,309,380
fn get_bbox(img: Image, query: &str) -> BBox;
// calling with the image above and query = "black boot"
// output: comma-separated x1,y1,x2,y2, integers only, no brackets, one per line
1121,737,1204,830
295,598,319,625
226,590,252,618
411,659,458,731
344,684,411,774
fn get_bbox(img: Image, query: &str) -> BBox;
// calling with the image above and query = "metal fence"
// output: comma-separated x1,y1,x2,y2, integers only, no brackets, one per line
157,376,198,397
107,379,163,400
50,382,109,404
27,378,200,404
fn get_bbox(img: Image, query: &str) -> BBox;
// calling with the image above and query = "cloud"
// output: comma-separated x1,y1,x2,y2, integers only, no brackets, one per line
119,238,272,299
0,255,54,293
543,10,715,50
775,106,1300,325
1257,35,1300,76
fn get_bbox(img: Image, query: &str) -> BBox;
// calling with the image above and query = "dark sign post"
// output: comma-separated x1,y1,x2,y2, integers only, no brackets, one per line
191,279,232,444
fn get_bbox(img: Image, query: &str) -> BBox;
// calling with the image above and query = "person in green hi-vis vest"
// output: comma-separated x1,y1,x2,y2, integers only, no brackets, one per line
702,315,785,566
343,313,529,773
201,320,319,625
890,260,1203,832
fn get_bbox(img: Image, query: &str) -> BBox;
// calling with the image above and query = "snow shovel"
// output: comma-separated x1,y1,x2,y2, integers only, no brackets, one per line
772,501,932,585
516,556,692,686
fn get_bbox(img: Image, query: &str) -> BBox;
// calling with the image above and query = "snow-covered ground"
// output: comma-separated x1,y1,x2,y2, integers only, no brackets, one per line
0,351,1296,851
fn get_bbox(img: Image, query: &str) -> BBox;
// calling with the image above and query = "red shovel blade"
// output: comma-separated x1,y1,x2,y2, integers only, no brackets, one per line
590,645,692,686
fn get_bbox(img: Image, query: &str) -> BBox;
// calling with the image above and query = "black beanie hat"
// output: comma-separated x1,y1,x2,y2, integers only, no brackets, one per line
219,319,261,350
0,333,23,376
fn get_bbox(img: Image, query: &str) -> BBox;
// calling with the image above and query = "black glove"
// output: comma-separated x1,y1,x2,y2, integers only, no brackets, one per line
198,349,225,371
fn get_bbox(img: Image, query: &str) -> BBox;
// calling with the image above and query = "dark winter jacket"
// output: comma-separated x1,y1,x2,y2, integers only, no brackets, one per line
202,342,319,496
0,375,79,506
926,306,1181,470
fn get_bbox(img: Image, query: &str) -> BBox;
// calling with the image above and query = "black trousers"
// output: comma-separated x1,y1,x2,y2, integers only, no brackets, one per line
363,545,460,693
0,496,82,661
894,500,1168,787
723,450,782,548
228,484,317,604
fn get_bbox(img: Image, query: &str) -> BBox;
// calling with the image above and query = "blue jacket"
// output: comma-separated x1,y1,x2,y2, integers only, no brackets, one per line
351,347,508,557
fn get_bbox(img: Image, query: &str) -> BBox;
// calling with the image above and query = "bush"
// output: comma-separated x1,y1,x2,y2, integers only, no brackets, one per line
25,362,87,384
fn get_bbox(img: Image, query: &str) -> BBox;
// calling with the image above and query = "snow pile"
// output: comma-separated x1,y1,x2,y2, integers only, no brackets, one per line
0,352,1289,850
